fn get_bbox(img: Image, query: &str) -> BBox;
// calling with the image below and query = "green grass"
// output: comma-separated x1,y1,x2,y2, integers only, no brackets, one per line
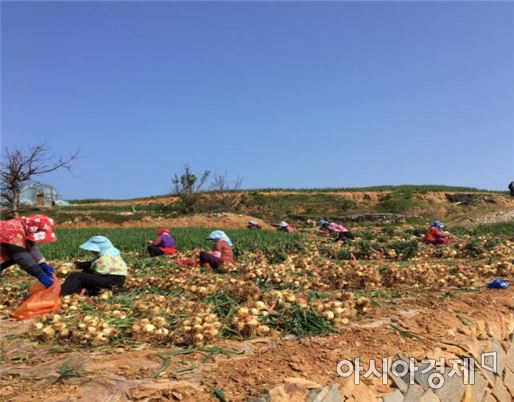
264,304,338,337
474,222,514,236
236,185,503,194
373,190,420,214
40,227,305,260
452,222,514,237
58,204,179,213
56,362,81,381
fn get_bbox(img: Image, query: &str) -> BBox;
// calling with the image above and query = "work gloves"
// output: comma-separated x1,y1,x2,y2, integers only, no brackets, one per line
36,271,54,288
39,262,55,275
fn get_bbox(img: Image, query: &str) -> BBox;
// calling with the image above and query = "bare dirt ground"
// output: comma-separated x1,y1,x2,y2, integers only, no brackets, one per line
2,288,513,402
84,192,387,207
59,193,514,230
59,213,274,230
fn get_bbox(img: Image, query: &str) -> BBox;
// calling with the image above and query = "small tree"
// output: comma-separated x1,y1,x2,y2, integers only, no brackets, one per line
1,144,79,217
210,172,243,210
172,165,210,212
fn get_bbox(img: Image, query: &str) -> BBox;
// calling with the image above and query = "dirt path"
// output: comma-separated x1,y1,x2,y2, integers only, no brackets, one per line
2,288,513,402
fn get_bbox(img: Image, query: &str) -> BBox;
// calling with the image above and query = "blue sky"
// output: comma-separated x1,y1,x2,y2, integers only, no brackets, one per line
2,1,513,199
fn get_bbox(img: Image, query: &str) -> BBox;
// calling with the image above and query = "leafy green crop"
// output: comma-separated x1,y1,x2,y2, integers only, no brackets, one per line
40,228,304,260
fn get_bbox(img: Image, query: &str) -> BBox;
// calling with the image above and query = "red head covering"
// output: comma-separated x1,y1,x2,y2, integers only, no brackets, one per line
155,228,169,235
21,214,57,243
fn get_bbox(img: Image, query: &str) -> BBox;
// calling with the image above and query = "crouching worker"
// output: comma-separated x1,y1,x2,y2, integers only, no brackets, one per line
247,220,262,230
199,230,233,272
61,236,127,296
424,221,449,245
0,214,56,288
148,228,177,256
277,221,295,233
319,219,355,241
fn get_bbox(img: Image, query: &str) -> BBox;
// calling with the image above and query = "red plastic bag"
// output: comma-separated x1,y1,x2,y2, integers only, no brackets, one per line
11,273,61,320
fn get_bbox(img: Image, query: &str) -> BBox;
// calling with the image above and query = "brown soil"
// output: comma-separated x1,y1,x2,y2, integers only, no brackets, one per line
59,213,274,229
2,288,513,402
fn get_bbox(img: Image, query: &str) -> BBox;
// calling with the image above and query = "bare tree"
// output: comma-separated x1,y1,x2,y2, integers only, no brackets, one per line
1,144,79,217
171,164,211,212
210,172,244,210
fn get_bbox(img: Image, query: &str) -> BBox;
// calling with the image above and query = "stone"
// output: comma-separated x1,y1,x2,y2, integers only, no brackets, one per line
456,338,482,361
506,342,514,372
248,396,270,402
308,384,341,402
404,384,424,402
478,352,497,385
411,360,433,391
382,389,404,402
285,378,322,389
446,193,496,204
490,339,506,375
390,371,408,393
483,391,497,402
434,371,465,402
492,376,511,402
350,383,375,402
504,368,514,398
267,383,309,402
419,389,440,402
505,314,514,336
391,354,420,390
470,370,489,402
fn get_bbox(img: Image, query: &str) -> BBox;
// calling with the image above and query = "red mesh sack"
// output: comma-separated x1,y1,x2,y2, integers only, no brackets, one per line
11,274,61,320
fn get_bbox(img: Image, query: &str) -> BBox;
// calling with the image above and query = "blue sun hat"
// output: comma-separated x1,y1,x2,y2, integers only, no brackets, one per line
206,230,233,247
80,236,120,257
319,219,329,226
432,221,445,229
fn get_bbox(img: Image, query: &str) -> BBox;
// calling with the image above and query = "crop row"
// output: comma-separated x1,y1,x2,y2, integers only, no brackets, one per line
39,228,305,261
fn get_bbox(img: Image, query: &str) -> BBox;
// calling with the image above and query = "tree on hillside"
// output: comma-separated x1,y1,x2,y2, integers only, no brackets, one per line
1,144,79,217
210,172,244,210
172,164,211,212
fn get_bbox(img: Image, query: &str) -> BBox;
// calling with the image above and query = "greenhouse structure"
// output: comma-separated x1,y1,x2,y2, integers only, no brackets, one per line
19,182,69,207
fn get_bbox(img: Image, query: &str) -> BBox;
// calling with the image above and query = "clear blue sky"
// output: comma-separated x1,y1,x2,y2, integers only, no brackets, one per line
2,1,513,199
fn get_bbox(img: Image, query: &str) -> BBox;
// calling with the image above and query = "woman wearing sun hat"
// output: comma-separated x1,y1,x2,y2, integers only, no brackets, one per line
424,221,449,245
276,221,295,233
319,218,355,241
147,228,177,257
199,230,234,271
60,235,127,296
246,220,262,230
0,214,57,288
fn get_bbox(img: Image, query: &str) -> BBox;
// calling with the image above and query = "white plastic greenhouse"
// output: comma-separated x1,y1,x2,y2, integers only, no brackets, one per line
19,182,69,207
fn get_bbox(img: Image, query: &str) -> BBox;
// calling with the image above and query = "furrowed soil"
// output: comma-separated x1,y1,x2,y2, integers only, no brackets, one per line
1,288,513,401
